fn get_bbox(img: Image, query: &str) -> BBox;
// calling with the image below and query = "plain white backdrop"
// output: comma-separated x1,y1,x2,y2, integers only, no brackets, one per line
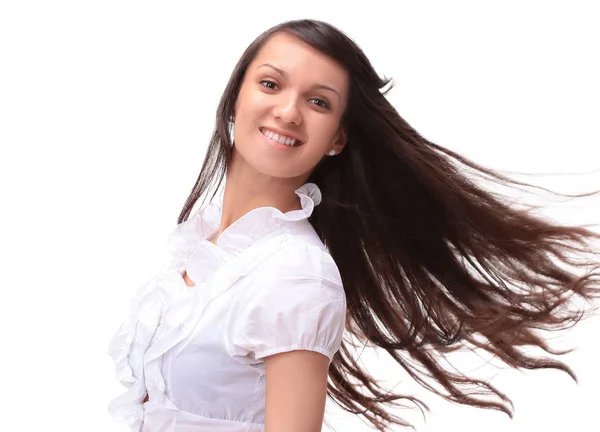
1,1,598,431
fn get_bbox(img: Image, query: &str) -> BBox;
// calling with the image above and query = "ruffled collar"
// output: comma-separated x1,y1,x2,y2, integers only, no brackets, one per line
167,182,322,260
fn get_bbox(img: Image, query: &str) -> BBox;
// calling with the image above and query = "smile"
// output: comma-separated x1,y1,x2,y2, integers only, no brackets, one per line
260,127,303,147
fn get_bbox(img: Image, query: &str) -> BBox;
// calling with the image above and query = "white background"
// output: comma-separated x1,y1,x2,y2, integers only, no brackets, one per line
1,1,599,431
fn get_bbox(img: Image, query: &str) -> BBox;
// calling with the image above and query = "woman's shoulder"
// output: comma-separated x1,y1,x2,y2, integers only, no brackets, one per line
251,230,344,294
277,218,330,253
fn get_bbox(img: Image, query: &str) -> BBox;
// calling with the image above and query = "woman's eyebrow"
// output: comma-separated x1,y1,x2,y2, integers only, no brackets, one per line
257,63,341,101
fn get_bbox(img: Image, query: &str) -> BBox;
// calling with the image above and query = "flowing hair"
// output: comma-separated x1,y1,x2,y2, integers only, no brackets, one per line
177,19,600,431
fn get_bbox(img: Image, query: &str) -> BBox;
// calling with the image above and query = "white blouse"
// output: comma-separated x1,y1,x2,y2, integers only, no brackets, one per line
108,182,347,432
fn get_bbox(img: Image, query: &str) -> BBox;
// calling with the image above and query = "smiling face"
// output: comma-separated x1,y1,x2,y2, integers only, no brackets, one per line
231,32,349,183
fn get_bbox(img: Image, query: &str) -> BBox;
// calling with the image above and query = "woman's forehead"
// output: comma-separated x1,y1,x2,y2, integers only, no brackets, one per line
249,33,349,97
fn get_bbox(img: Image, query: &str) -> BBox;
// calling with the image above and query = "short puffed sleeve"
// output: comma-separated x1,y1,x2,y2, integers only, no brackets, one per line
225,243,347,364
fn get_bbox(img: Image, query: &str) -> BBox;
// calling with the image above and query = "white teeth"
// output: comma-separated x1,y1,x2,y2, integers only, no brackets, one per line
261,128,300,146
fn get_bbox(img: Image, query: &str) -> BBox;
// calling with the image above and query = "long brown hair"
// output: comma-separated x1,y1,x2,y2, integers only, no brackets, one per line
177,19,600,431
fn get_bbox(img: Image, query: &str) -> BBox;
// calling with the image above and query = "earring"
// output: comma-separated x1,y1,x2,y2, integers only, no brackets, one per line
228,119,235,146
328,150,336,156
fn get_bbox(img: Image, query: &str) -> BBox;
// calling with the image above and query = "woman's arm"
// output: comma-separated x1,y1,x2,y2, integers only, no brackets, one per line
264,350,330,432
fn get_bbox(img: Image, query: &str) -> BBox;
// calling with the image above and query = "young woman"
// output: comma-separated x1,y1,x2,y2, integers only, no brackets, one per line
108,19,600,432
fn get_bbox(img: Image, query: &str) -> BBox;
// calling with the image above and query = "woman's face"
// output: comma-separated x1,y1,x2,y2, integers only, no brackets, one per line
232,32,349,183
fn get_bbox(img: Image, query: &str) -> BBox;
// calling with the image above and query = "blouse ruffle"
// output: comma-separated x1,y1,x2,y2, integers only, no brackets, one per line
107,183,334,431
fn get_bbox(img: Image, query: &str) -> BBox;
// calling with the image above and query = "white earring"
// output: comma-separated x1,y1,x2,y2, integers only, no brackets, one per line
328,150,336,156
228,120,235,146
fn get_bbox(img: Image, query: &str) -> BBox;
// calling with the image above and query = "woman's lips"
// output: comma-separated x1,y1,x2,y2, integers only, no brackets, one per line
260,127,303,146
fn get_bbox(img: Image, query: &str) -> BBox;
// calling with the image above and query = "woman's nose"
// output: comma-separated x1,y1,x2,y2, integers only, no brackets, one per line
274,94,302,125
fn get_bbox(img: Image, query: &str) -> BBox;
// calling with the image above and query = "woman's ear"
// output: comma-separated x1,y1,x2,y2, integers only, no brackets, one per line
334,128,348,153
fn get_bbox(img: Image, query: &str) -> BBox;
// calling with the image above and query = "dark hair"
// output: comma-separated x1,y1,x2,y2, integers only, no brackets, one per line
177,19,600,431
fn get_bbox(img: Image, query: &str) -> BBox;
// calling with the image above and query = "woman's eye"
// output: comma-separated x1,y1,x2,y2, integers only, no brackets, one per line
259,80,331,110
259,80,278,90
310,98,331,110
